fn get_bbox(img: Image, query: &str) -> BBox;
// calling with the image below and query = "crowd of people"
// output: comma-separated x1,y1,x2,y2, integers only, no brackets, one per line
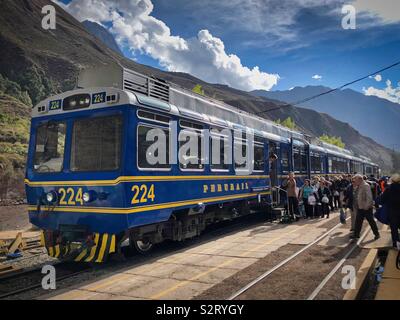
280,172,400,248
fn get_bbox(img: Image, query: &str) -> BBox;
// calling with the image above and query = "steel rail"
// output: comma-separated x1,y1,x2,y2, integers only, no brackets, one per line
227,217,352,300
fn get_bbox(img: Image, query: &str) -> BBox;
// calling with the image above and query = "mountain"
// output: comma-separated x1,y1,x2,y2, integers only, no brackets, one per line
0,0,396,200
252,86,400,150
82,20,123,55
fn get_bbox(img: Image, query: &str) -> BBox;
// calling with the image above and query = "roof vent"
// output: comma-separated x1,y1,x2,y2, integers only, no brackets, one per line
123,68,169,102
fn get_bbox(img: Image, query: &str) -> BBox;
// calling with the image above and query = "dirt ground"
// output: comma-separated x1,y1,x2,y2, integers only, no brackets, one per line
0,205,30,232
194,243,369,300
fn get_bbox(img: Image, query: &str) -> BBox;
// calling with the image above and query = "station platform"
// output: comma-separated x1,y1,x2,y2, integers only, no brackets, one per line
375,249,400,300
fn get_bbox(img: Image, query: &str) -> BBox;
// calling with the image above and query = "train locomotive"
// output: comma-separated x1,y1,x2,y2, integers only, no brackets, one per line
25,64,379,262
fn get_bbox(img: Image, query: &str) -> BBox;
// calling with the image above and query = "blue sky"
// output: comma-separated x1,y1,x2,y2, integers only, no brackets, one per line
58,0,400,101
150,0,400,92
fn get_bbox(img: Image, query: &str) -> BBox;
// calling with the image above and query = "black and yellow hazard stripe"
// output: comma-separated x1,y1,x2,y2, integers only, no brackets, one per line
42,231,116,263
73,233,116,263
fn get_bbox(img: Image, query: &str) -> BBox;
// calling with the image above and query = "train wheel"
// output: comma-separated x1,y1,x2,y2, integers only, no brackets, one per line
133,239,153,254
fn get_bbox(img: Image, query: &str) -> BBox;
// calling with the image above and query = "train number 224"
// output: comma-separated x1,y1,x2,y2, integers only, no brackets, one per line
58,188,84,205
131,184,155,204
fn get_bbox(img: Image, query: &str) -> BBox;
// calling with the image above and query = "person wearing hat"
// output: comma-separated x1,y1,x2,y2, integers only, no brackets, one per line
380,173,400,248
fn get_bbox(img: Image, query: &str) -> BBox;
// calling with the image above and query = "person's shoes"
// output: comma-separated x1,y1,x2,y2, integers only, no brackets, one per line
326,216,329,219
350,235,359,240
350,229,354,232
374,234,380,240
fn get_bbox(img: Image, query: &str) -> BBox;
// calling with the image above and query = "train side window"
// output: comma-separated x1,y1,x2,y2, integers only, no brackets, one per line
210,134,230,171
179,129,204,171
293,149,301,173
311,153,321,173
253,142,265,172
301,151,307,173
34,121,66,173
234,138,248,171
281,149,289,173
180,120,203,130
137,124,171,170
137,110,170,124
71,116,122,172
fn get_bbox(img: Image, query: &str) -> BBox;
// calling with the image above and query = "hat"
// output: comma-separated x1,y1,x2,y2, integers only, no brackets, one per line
390,173,400,184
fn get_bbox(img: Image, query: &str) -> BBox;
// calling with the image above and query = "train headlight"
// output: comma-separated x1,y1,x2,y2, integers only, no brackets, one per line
83,192,91,203
46,191,58,204
83,191,97,203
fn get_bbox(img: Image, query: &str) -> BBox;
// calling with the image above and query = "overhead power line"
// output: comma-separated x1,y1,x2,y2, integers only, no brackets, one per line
256,60,400,115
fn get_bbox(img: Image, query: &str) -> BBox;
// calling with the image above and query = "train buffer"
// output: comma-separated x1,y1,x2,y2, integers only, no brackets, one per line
375,249,400,300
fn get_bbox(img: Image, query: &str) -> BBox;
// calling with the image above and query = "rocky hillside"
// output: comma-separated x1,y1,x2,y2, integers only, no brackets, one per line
0,0,395,199
0,93,30,199
82,20,123,55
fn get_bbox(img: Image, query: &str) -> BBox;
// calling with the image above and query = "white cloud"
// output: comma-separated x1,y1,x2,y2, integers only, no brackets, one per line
178,0,336,45
363,79,400,104
369,74,382,82
312,74,322,80
352,0,400,24
54,0,279,91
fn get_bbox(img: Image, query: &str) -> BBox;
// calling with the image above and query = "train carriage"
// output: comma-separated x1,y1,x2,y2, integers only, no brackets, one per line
25,64,379,262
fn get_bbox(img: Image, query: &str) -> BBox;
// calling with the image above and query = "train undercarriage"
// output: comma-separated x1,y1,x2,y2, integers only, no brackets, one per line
124,198,271,254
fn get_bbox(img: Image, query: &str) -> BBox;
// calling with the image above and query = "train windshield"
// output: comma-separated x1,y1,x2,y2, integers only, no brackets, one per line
70,115,122,172
34,121,66,173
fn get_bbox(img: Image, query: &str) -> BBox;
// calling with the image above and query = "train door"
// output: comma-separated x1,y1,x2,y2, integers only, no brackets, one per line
268,141,278,187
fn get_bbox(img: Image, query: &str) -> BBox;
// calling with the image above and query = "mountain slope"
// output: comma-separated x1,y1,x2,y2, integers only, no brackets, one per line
0,0,395,182
252,86,400,149
82,20,123,55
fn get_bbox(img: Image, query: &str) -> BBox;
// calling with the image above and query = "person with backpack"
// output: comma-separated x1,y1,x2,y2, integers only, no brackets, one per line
299,179,316,219
343,177,356,232
379,174,400,248
339,175,351,208
318,181,331,218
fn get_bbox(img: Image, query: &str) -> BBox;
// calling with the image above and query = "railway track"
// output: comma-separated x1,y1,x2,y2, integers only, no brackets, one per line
0,262,92,299
227,218,371,300
0,213,269,300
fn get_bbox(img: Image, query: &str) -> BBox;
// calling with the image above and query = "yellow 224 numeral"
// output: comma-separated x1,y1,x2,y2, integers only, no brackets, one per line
59,188,84,206
131,184,155,204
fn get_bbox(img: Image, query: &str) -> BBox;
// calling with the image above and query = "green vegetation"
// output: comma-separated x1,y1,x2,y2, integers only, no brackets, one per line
319,134,345,149
192,84,205,96
0,94,30,199
274,117,296,130
0,73,32,106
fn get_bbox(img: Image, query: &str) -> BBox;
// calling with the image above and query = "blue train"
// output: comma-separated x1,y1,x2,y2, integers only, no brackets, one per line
25,65,379,262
